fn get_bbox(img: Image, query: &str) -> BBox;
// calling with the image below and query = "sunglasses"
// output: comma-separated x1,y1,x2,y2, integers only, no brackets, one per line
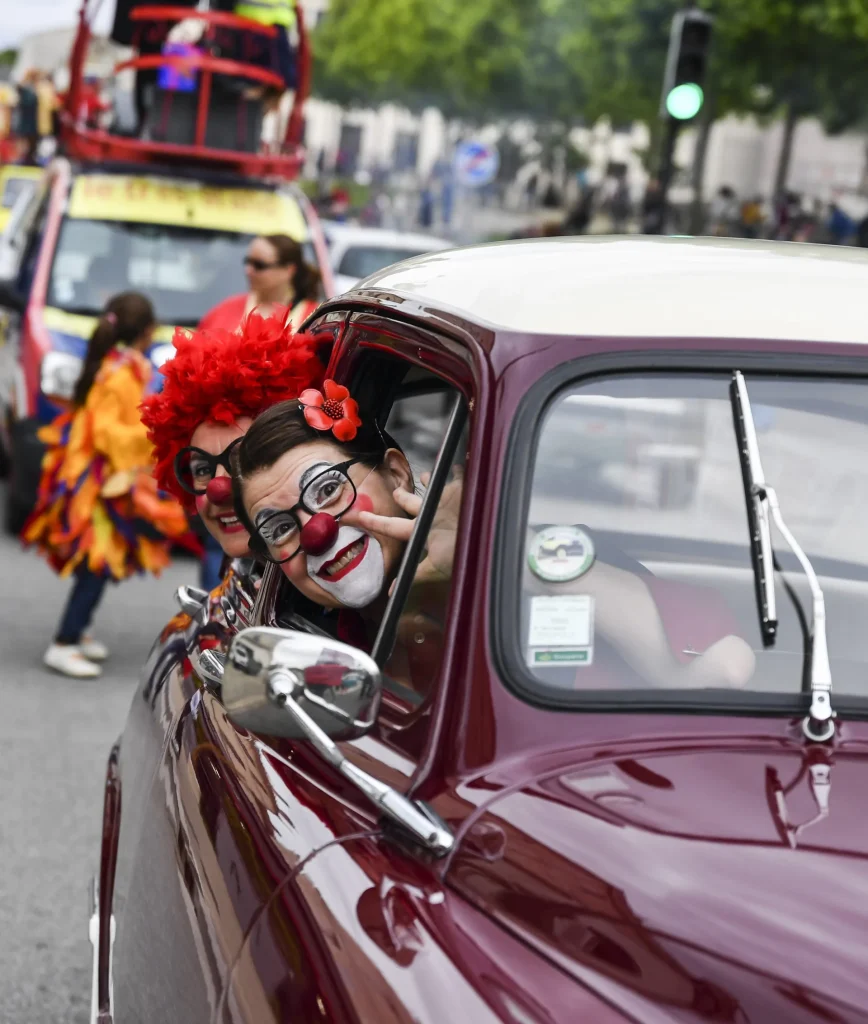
174,437,243,496
249,457,371,564
243,256,283,272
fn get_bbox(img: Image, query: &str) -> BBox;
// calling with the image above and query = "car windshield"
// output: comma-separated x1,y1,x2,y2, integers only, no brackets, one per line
514,372,868,703
337,244,429,280
46,218,254,326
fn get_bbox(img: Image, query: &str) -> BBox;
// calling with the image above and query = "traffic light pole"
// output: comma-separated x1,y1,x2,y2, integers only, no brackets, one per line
651,4,713,235
648,117,679,235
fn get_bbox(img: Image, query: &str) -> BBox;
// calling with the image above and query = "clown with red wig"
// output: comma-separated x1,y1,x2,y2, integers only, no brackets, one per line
140,311,326,596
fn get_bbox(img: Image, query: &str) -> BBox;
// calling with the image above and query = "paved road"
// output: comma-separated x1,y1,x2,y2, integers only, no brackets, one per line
0,506,194,1024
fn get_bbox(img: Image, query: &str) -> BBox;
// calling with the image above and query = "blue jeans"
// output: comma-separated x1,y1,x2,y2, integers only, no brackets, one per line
56,567,108,645
200,533,225,592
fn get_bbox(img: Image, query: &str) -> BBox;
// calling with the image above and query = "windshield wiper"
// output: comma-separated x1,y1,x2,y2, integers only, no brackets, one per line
730,372,777,646
730,371,835,742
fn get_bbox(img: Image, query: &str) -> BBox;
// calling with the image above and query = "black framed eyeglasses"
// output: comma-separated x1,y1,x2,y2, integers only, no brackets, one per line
249,457,369,564
174,437,243,496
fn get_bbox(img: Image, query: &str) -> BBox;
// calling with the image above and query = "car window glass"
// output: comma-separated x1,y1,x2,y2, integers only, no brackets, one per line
302,239,317,266
385,388,460,481
378,397,466,708
272,369,468,709
337,245,428,280
46,218,254,324
513,373,868,702
1,177,38,211
16,196,49,295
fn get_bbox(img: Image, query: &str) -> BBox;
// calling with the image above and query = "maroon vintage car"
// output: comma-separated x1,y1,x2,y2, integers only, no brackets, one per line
91,236,868,1023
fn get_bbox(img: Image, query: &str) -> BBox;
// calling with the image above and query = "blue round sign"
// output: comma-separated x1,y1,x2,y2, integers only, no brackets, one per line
454,141,500,188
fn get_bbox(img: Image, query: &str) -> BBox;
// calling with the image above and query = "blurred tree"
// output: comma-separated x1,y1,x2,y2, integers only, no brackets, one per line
712,0,868,197
312,0,585,119
555,0,868,198
314,0,868,201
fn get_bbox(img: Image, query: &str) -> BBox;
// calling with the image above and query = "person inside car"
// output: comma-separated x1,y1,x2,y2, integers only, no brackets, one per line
233,384,756,694
140,311,326,593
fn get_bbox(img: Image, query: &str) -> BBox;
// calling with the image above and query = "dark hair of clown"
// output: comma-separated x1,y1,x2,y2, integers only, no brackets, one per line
140,310,328,507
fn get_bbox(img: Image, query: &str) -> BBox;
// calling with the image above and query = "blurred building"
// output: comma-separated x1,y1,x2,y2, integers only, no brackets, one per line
698,116,865,202
11,9,867,211
12,27,128,85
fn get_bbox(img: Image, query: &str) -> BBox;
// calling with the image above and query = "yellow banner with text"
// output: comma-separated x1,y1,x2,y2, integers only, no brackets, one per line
68,174,307,239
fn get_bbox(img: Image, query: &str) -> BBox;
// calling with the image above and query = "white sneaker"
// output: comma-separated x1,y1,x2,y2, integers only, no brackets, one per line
80,635,109,662
44,643,102,679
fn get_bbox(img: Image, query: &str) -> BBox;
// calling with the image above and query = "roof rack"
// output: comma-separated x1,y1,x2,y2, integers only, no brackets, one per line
61,0,311,181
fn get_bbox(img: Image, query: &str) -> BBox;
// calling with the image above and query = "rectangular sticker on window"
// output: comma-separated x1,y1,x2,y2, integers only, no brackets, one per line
527,594,594,667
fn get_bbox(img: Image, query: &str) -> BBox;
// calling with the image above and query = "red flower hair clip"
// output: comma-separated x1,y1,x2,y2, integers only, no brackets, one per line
300,379,362,442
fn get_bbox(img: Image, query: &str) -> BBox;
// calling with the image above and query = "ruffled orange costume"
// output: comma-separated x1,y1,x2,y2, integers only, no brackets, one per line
23,346,188,579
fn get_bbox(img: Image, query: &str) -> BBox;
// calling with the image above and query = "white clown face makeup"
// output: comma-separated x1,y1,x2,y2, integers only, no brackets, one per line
302,524,386,608
242,439,414,613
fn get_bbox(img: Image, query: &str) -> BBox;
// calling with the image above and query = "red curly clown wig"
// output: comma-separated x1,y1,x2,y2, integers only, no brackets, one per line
141,312,328,506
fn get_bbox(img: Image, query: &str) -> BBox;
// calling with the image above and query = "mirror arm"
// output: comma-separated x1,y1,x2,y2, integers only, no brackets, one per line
175,585,210,617
268,668,454,857
192,648,226,691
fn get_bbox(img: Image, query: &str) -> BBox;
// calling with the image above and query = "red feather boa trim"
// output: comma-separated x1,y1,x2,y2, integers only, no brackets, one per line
140,310,329,505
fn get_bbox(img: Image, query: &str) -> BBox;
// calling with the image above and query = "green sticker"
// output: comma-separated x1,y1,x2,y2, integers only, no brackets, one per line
533,649,590,664
528,526,595,582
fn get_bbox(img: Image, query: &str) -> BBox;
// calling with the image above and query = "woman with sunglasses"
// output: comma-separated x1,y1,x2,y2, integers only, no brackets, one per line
140,312,326,596
198,233,321,336
234,384,756,697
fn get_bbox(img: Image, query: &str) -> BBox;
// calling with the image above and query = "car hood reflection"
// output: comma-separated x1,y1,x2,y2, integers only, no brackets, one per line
447,742,868,1023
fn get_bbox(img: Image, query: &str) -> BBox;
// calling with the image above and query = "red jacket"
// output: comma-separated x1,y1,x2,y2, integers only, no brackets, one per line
198,294,318,332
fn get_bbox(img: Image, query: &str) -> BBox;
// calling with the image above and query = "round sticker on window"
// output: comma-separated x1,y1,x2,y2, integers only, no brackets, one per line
528,526,595,582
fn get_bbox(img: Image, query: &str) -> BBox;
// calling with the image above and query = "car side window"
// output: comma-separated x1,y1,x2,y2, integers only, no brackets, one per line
16,196,49,296
376,388,466,708
271,357,469,712
1,177,38,213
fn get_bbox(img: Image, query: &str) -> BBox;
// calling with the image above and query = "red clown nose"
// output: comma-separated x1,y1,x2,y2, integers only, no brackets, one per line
300,512,339,555
205,475,233,505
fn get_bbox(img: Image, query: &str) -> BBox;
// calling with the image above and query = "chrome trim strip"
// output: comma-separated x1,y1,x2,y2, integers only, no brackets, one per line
88,876,115,1024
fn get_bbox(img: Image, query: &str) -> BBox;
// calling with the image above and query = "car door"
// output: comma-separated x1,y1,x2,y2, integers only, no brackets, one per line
213,330,482,1021
108,569,269,1023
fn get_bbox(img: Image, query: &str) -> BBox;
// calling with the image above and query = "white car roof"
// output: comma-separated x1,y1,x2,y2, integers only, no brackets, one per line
354,236,868,345
321,221,454,251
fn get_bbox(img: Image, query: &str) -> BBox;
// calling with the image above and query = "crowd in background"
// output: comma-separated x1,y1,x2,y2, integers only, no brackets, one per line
703,186,868,244
0,70,62,165
501,172,868,247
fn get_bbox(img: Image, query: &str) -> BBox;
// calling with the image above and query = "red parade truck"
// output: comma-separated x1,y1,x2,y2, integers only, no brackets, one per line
0,0,333,531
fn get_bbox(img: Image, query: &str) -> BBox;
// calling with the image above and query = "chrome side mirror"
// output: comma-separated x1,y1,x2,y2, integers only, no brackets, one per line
223,626,453,856
222,626,381,742
175,585,209,617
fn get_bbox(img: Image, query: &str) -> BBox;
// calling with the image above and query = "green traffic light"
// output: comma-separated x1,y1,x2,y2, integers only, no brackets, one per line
666,82,704,119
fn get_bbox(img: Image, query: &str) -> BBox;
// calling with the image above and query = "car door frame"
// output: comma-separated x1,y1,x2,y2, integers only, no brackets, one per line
248,305,489,832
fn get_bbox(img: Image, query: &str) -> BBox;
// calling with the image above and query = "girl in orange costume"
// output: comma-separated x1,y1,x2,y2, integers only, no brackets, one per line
24,292,188,678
